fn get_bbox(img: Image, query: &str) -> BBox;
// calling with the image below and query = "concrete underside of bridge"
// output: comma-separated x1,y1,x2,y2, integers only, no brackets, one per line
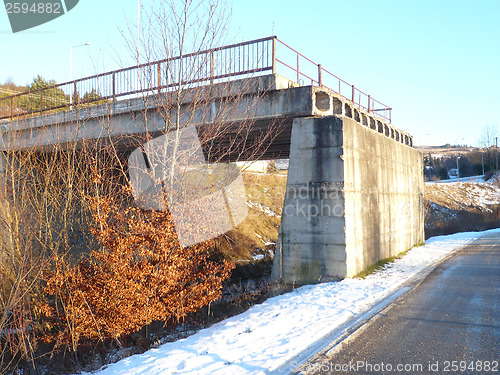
1,74,424,285
271,115,424,284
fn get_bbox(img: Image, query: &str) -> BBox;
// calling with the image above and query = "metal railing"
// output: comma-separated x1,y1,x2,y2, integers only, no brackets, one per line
0,36,391,122
272,37,391,122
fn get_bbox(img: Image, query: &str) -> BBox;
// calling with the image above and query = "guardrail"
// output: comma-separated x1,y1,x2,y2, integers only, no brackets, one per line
0,36,391,122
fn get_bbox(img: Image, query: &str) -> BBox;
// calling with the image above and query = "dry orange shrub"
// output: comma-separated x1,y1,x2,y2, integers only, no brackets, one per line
41,185,234,348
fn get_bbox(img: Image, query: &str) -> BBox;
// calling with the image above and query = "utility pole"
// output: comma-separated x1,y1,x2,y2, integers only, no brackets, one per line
482,151,485,175
137,0,141,65
455,138,463,179
69,42,90,108
496,137,498,171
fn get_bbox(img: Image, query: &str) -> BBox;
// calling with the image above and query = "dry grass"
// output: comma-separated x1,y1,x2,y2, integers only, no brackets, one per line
215,172,287,260
425,175,500,238
425,181,500,213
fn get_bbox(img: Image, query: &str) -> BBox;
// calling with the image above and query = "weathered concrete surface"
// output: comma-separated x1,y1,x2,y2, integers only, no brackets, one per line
0,74,312,154
0,74,413,159
343,115,424,277
272,114,423,284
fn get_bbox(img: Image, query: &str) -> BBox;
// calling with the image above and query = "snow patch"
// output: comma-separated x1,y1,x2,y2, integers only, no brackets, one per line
246,200,278,217
85,229,500,375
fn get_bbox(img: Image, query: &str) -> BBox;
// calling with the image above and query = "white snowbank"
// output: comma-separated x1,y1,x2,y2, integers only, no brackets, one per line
427,175,485,183
89,229,500,375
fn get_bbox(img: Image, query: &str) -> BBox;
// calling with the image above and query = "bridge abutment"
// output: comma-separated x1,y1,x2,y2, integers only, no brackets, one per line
272,114,424,285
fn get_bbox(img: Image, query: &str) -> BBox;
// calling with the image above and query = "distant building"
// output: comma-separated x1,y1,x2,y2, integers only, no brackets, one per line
236,160,270,173
236,159,289,173
448,168,459,179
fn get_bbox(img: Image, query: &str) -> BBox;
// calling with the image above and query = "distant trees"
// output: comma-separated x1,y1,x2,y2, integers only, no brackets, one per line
2,75,107,117
424,149,493,180
479,124,498,149
19,75,68,112
479,125,498,171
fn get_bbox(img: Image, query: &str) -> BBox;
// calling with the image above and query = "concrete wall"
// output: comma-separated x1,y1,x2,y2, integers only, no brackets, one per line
342,116,424,277
272,116,346,284
272,114,423,284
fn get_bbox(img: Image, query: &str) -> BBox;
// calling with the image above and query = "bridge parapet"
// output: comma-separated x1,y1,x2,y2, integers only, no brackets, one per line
0,36,392,124
0,74,412,154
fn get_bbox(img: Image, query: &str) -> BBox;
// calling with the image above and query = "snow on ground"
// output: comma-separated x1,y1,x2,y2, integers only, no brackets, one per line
427,175,486,183
488,173,500,186
425,179,500,212
246,200,279,217
87,229,500,375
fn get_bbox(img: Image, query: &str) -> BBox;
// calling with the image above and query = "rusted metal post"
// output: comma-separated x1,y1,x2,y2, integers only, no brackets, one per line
73,81,78,107
272,37,277,73
157,62,161,94
210,50,214,85
10,97,13,119
112,73,116,102
39,91,43,114
318,64,322,86
351,85,355,103
368,95,371,112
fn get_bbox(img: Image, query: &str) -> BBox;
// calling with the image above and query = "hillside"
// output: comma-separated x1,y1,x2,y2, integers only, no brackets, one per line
231,171,500,252
424,175,500,237
217,172,287,261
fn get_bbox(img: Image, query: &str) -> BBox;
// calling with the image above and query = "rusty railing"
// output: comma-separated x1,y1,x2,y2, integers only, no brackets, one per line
272,37,392,122
0,36,391,122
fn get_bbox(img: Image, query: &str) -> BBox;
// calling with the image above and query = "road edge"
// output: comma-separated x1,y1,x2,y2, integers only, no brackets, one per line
268,237,479,375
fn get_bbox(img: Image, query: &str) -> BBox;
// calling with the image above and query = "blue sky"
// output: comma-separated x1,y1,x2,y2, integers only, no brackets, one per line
1,0,499,146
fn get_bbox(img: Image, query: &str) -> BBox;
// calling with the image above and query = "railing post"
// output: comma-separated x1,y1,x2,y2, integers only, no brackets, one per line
73,81,78,107
210,50,214,85
112,73,116,102
10,97,13,119
368,95,371,112
318,64,322,86
272,37,277,74
296,53,300,84
157,62,161,94
39,91,43,114
351,85,355,104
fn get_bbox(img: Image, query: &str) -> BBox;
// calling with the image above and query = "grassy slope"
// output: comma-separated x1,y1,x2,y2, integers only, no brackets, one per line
216,172,287,260
424,175,500,238
221,171,500,258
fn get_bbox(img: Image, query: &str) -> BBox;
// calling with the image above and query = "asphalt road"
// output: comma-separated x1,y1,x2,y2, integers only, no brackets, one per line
304,232,500,375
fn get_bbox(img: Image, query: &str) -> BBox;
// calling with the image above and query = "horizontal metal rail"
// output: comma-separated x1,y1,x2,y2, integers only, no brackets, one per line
273,37,391,122
0,36,391,123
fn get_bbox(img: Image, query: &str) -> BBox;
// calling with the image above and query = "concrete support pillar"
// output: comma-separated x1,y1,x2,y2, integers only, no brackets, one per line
272,116,347,284
272,114,424,286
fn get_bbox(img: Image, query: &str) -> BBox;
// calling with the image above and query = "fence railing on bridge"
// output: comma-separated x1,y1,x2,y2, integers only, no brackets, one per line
0,36,391,123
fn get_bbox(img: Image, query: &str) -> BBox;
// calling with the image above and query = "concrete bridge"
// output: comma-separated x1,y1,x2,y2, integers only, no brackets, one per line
0,37,424,284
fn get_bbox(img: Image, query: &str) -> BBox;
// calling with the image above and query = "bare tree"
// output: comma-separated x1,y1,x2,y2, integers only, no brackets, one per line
479,124,498,170
32,0,283,358
0,0,283,368
117,0,282,245
479,124,498,149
